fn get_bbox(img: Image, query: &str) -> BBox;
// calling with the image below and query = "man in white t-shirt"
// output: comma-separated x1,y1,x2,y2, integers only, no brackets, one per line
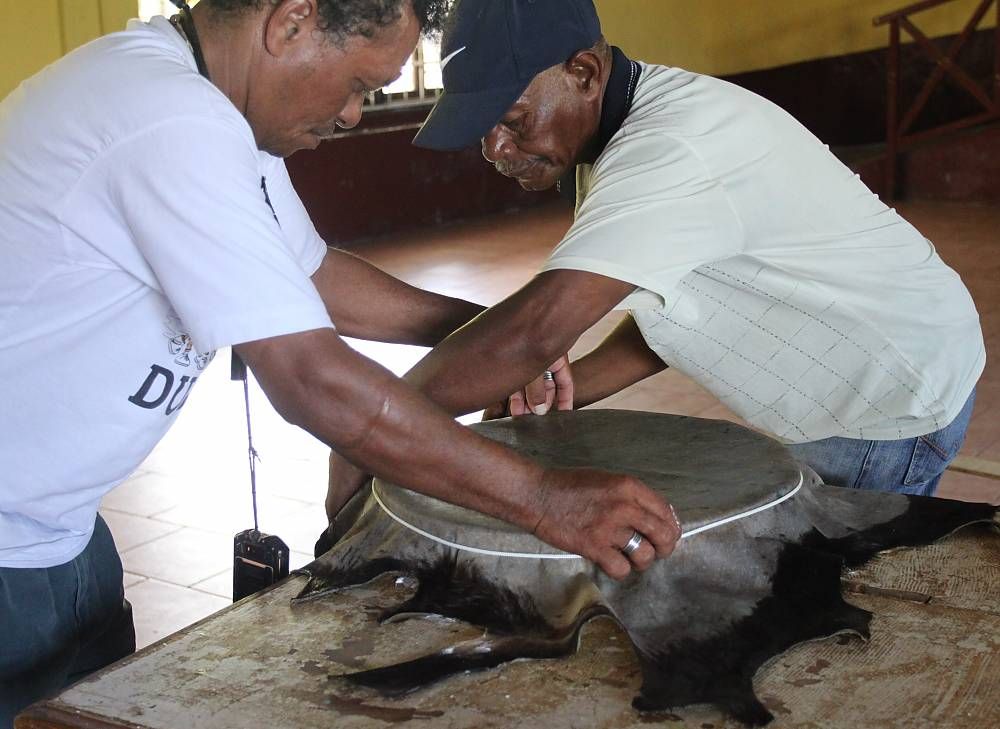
0,0,684,720
350,1,984,498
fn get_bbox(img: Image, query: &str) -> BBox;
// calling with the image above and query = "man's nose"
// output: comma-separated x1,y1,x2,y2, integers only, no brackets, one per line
481,126,513,163
336,93,365,130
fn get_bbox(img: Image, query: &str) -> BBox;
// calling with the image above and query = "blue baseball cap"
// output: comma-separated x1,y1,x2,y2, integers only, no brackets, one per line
412,0,602,151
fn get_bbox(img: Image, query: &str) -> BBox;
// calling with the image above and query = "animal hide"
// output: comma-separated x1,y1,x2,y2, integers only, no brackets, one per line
294,411,997,726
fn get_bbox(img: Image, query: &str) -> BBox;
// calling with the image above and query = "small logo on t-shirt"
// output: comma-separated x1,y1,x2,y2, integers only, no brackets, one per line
127,313,216,415
164,313,213,371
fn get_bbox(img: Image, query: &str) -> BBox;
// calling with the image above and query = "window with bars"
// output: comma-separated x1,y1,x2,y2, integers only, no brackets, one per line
137,1,443,108
367,37,443,107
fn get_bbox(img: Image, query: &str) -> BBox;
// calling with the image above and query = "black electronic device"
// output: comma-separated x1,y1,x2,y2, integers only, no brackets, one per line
233,529,289,601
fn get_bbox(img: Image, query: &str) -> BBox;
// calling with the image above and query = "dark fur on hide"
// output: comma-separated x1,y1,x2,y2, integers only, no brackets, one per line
294,556,410,603
808,495,996,567
379,554,551,633
632,542,870,726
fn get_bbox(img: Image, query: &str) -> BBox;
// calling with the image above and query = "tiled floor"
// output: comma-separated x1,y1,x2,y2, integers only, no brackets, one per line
101,199,1000,649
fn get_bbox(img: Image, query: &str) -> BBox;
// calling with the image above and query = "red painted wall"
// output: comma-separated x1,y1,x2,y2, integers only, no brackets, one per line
286,106,557,247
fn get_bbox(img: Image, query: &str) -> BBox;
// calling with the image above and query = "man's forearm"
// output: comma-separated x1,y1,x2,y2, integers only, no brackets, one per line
237,330,543,530
571,314,667,408
312,248,485,346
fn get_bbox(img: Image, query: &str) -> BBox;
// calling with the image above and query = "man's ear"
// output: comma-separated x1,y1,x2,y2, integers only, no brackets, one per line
564,49,604,101
263,0,318,58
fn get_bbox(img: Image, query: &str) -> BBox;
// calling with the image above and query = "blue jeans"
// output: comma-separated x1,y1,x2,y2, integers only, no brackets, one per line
0,516,135,728
787,390,976,497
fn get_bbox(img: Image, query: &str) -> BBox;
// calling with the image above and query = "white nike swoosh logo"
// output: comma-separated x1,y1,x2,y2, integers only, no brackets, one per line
440,46,467,71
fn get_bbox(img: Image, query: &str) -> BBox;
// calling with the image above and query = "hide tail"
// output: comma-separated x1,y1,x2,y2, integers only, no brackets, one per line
816,496,997,567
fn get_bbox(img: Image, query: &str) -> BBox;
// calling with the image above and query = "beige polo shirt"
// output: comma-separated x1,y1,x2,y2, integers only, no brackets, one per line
543,63,984,444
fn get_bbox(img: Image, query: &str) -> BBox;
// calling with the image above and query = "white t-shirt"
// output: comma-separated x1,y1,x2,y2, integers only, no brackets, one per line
0,18,334,567
544,64,984,444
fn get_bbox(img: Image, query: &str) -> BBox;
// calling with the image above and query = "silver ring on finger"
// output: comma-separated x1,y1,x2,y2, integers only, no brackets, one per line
621,530,644,556
542,370,555,382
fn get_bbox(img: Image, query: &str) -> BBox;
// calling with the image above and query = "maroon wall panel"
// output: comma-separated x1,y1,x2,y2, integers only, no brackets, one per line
286,108,556,247
724,28,996,147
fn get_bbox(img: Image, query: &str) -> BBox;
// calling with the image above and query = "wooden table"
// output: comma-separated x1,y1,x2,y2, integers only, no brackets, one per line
16,524,1000,729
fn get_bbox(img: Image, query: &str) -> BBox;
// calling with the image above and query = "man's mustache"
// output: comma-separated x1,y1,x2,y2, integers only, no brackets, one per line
494,158,543,178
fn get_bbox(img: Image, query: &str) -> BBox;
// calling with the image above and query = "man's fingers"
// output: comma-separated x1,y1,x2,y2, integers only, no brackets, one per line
635,503,682,558
481,402,508,421
596,549,632,581
550,357,574,411
630,482,678,524
524,377,550,415
614,525,657,571
614,507,678,562
508,390,529,416
636,515,680,559
626,538,657,571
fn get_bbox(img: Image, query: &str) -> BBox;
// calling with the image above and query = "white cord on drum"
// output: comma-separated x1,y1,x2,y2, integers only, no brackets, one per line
371,470,804,560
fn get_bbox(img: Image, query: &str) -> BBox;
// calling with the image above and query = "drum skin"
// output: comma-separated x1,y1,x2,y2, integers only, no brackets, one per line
295,411,997,726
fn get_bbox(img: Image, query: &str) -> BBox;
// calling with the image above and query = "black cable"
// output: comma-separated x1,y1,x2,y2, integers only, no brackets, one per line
168,1,210,79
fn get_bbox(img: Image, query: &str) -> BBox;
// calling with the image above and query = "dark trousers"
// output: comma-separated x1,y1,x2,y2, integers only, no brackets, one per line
0,516,135,728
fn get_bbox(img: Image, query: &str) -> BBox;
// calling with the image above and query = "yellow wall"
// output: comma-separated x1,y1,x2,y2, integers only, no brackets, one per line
0,0,137,100
596,0,996,76
3,0,996,99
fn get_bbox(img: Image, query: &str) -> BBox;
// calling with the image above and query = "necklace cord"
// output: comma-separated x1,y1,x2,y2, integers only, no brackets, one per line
168,1,210,79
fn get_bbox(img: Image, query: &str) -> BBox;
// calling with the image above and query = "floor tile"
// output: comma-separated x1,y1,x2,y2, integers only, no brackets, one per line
125,578,229,650
253,457,329,505
190,570,232,600
959,383,1000,458
122,572,147,589
257,503,330,557
100,509,182,553
121,527,233,587
99,471,195,518
152,491,311,536
937,469,1000,505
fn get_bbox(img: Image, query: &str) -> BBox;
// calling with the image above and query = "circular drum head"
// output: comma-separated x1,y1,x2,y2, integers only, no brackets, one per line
373,410,803,558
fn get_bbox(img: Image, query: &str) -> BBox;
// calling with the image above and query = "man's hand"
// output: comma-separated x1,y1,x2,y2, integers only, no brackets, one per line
482,356,574,420
326,450,370,522
531,468,682,580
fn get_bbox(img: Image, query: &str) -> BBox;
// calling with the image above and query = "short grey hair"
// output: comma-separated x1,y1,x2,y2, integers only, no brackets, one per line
205,0,450,42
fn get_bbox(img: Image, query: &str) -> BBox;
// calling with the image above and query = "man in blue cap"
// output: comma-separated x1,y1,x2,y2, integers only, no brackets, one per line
325,0,983,506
